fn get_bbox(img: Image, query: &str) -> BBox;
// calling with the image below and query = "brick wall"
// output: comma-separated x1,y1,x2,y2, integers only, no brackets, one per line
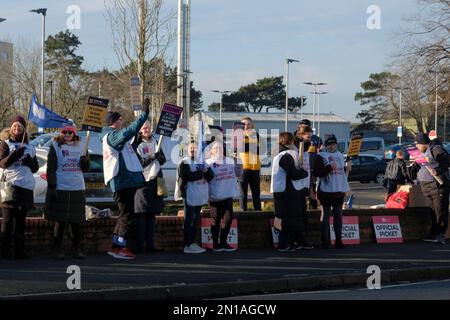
0,207,437,256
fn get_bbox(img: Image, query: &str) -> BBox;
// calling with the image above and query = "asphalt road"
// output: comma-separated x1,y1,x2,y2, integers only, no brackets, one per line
225,279,450,300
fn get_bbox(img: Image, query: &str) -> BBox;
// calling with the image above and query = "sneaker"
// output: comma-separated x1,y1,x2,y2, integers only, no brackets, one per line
184,244,206,254
212,243,223,252
107,247,136,260
277,246,296,252
296,243,314,250
220,243,237,252
437,234,447,245
422,235,438,243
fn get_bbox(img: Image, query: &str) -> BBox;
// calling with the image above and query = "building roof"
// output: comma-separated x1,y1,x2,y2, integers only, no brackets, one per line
201,112,350,124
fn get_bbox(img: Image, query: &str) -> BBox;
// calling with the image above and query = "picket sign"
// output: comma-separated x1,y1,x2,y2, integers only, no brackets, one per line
201,218,238,249
330,216,360,245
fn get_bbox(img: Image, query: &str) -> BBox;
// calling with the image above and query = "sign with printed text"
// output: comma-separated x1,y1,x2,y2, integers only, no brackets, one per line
201,218,238,249
406,145,428,165
270,219,280,248
347,132,364,159
81,96,109,132
130,76,142,111
155,103,183,137
397,126,403,138
330,216,360,245
372,216,403,243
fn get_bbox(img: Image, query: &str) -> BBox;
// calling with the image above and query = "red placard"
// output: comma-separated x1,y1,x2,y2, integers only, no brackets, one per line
330,216,360,245
372,216,403,243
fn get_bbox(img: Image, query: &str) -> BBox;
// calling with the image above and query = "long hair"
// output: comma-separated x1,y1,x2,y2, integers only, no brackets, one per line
53,134,81,147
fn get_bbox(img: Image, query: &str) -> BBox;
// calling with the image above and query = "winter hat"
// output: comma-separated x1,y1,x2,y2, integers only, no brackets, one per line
324,134,337,146
11,115,26,128
105,111,122,126
428,130,437,141
60,124,77,135
415,132,431,145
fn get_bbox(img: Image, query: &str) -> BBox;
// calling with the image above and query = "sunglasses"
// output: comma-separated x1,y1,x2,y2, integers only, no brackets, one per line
62,131,74,135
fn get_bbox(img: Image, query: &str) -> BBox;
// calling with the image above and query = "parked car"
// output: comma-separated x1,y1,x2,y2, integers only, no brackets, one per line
338,137,386,158
384,143,412,161
347,153,387,185
32,132,180,203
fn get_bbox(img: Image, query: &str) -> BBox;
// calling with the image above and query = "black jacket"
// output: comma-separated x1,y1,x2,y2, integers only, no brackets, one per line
385,158,411,184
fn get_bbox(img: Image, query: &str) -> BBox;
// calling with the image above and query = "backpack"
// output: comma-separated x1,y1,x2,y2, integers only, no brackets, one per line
385,160,399,180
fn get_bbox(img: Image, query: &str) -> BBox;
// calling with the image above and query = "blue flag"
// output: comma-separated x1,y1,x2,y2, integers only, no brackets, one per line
28,94,72,128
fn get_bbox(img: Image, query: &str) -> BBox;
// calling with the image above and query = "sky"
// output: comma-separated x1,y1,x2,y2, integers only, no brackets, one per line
0,0,420,122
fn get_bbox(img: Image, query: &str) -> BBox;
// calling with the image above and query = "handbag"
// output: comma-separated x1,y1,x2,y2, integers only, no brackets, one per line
156,176,168,198
385,190,409,209
0,170,14,203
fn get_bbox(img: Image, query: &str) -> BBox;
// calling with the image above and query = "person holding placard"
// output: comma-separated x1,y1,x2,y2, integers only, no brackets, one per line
408,133,449,245
206,141,242,252
314,134,352,249
132,120,166,254
0,116,39,259
270,132,309,252
45,125,90,260
101,98,150,260
175,141,214,254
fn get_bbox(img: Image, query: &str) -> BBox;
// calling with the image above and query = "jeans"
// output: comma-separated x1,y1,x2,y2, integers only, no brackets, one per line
134,213,155,251
320,205,343,244
183,201,202,246
240,170,261,211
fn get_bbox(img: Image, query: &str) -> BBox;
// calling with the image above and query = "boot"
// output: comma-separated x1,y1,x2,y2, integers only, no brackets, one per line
211,225,221,251
1,233,12,258
13,234,29,259
335,237,345,249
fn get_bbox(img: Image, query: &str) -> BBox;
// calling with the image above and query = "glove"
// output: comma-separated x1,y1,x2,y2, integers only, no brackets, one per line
21,155,34,167
143,97,150,114
46,188,58,201
14,146,26,159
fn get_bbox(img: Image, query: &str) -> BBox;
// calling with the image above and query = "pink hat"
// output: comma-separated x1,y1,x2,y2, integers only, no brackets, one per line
60,125,77,135
428,130,437,141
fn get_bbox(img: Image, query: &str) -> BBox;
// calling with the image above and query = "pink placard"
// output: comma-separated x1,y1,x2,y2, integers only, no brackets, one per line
372,216,403,243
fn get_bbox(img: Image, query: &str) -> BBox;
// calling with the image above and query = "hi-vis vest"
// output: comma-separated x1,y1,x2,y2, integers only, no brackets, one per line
136,138,160,182
318,151,350,193
174,157,209,206
240,132,261,171
102,133,143,185
52,141,85,191
270,149,310,193
206,157,240,201
3,140,36,190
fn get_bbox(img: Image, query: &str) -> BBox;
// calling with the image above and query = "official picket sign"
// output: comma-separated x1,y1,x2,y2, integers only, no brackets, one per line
330,216,360,245
269,219,280,249
81,96,109,132
346,132,364,159
155,103,184,137
201,218,238,249
372,216,403,243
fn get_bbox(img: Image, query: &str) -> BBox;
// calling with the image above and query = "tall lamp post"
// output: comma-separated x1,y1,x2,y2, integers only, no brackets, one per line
47,80,53,111
304,82,327,134
30,8,47,107
394,87,409,145
285,58,299,131
212,90,231,127
315,91,328,137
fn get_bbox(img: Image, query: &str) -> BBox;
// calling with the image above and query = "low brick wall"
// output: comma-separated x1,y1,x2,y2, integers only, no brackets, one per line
0,207,441,256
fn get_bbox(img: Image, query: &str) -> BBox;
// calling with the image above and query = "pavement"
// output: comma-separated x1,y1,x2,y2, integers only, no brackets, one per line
1,242,450,300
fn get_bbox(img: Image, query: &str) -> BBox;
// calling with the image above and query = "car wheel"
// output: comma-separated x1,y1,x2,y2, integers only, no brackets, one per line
375,172,385,185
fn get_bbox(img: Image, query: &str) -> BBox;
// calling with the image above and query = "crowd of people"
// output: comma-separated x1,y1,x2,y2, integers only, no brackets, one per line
0,98,448,260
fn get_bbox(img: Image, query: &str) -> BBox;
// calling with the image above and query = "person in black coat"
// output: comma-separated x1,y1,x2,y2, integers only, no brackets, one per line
271,132,309,251
384,149,412,195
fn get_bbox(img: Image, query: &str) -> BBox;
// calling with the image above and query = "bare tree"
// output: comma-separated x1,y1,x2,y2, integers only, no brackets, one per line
105,0,176,107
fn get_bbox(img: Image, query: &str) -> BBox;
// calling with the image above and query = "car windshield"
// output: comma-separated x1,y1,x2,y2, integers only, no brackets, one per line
30,134,54,147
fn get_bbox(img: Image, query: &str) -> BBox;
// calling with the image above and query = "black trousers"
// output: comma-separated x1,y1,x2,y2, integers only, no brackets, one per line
240,170,261,211
112,188,137,248
210,198,234,245
53,222,81,248
1,207,27,256
421,184,449,236
134,213,155,251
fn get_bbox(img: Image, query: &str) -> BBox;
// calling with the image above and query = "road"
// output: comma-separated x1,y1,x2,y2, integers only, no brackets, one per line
224,279,450,300
348,182,386,208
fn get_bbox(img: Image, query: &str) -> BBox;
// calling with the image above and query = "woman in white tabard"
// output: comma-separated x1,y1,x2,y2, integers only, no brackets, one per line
45,125,90,259
270,132,310,251
206,141,242,252
175,141,214,254
132,121,166,254
313,134,352,249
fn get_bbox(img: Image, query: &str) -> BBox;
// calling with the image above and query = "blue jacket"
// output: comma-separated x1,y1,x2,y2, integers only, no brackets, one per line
101,112,149,192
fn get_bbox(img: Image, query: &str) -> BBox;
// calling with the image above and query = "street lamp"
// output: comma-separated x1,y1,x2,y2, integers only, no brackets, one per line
212,90,231,127
428,69,448,135
30,8,47,107
316,91,328,137
304,82,327,134
394,87,410,145
47,80,53,111
285,58,300,131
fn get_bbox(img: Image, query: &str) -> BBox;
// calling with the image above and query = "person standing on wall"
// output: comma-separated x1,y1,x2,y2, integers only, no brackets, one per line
206,141,243,252
0,116,39,259
101,98,150,260
239,117,261,211
45,125,90,260
132,120,166,254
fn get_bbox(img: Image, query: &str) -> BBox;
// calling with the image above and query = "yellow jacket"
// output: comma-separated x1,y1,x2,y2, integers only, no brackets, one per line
239,132,261,171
